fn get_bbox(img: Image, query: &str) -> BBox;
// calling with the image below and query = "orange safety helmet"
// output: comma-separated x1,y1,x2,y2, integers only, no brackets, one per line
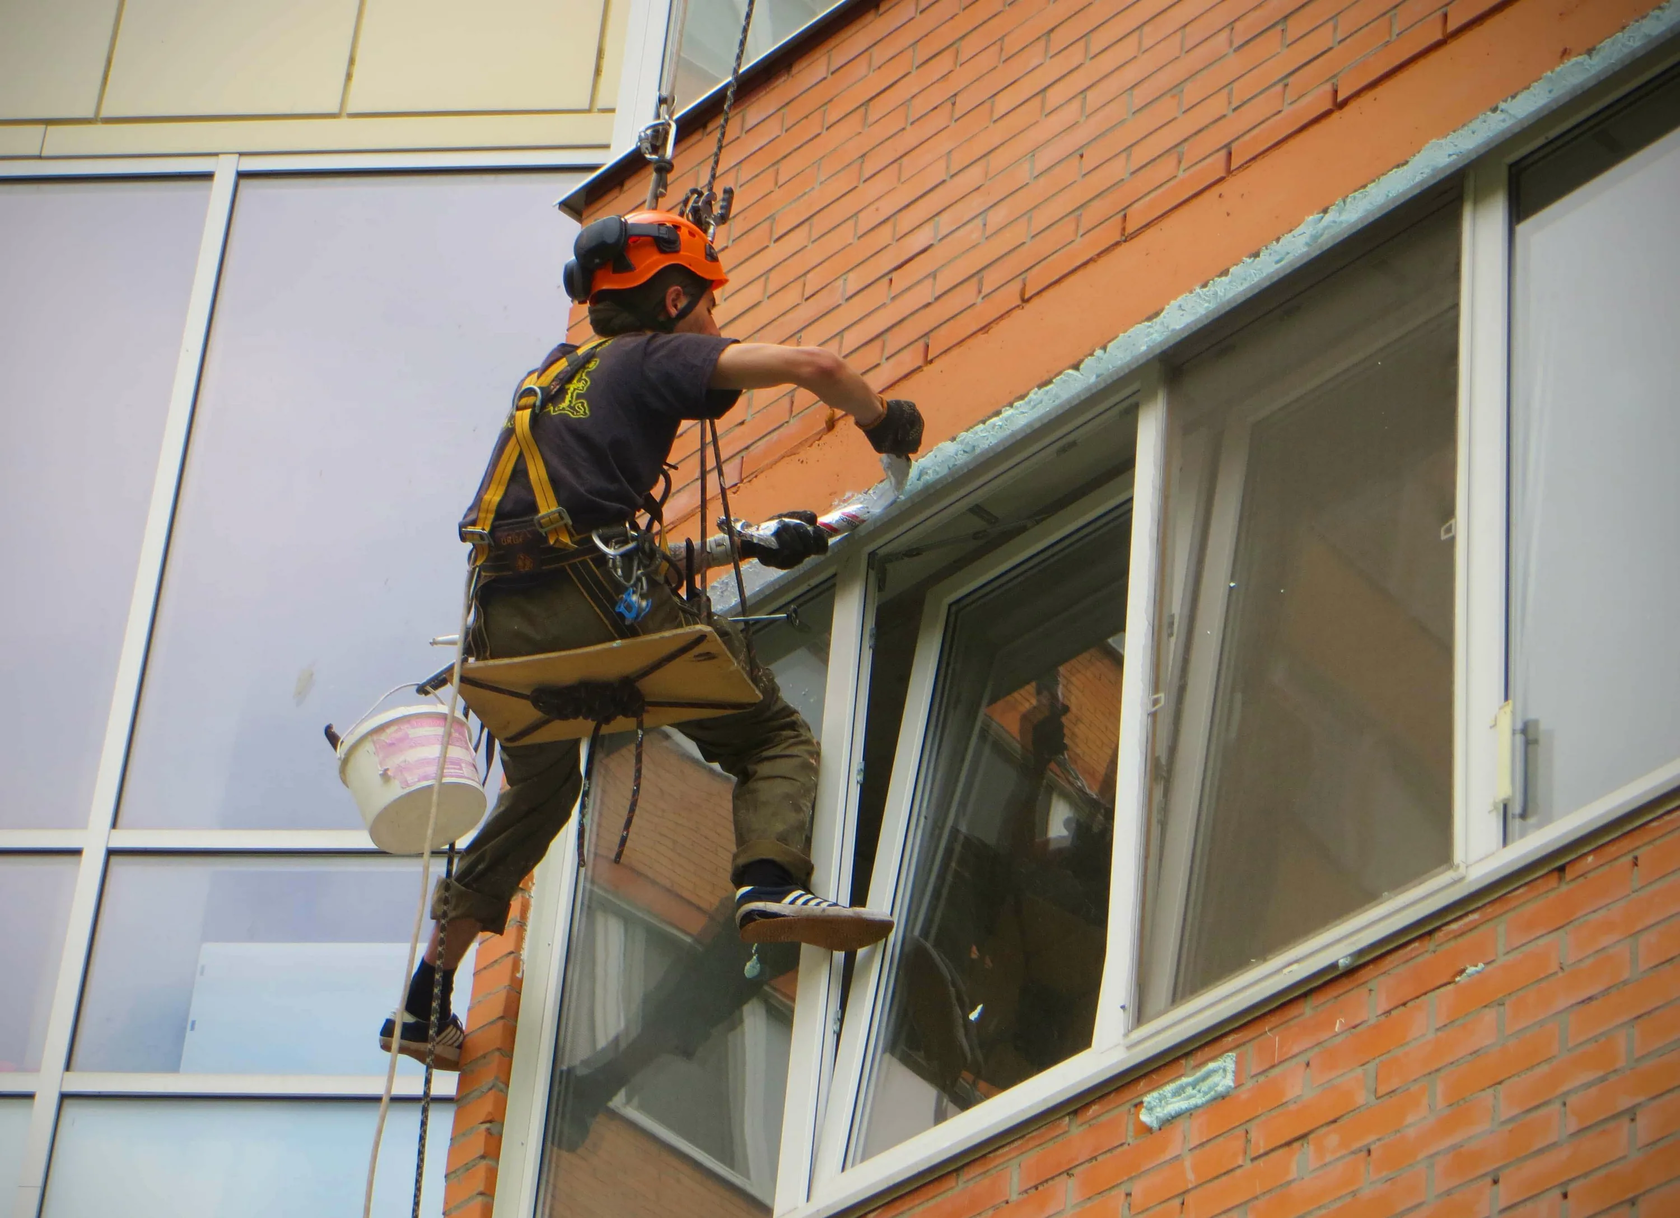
562,209,729,303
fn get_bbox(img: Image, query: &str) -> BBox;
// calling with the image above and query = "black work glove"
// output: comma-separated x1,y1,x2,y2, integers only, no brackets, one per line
862,398,923,457
737,511,830,570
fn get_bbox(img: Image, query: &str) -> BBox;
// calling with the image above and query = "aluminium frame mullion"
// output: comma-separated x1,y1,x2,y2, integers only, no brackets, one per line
487,816,582,1218
11,154,239,1218
775,552,873,1215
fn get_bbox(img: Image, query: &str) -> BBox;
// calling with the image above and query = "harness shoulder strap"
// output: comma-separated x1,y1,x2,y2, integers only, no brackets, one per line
461,337,611,560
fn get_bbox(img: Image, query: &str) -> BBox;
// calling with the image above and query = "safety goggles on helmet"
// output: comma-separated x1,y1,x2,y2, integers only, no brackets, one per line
562,210,730,304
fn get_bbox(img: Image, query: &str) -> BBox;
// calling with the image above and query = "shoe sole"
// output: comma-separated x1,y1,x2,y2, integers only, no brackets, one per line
739,909,893,952
379,1034,462,1072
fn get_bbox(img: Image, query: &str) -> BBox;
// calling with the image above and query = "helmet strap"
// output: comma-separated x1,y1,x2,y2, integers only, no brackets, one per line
666,286,706,326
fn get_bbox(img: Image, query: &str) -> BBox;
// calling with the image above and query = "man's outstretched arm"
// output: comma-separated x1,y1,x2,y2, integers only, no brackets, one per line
710,342,887,426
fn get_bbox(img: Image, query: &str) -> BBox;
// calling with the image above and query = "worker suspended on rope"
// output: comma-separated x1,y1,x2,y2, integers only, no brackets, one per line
379,208,923,1069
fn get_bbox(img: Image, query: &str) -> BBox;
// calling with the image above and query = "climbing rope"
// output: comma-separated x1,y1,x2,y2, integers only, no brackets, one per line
694,0,759,234
412,843,455,1218
363,566,477,1218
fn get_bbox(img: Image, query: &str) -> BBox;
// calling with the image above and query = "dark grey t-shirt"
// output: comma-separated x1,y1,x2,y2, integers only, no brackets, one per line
464,331,739,540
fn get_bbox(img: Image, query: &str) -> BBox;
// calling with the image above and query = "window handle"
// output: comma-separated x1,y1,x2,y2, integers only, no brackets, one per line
1518,718,1542,821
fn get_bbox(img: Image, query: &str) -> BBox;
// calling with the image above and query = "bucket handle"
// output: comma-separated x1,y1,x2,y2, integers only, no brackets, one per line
329,681,453,758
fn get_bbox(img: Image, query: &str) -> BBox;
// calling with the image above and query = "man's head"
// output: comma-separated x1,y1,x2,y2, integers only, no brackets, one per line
563,210,727,337
589,265,720,337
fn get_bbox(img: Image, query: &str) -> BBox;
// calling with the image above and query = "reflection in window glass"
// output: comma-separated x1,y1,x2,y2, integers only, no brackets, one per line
0,178,209,829
1140,202,1459,1018
73,856,471,1075
538,589,833,1217
0,1098,30,1198
851,406,1138,906
1509,89,1680,833
855,507,1128,1163
672,0,841,109
117,172,576,830
43,1099,449,1218
1,856,79,1073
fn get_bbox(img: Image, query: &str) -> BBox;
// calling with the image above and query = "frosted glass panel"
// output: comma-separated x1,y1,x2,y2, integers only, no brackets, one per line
673,0,842,109
0,177,209,828
73,856,471,1075
1509,123,1680,832
43,1099,449,1218
0,856,79,1072
118,172,576,829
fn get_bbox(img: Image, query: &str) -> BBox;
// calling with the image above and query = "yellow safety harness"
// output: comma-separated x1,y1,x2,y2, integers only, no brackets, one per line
459,337,611,563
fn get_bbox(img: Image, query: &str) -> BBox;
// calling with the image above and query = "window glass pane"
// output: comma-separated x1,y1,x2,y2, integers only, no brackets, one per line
1,856,79,1073
854,506,1129,1163
851,406,1138,906
538,588,834,1217
0,1098,30,1197
1140,203,1459,1019
0,178,209,829
117,172,576,830
1509,93,1680,833
43,1098,449,1217
672,0,843,109
72,856,471,1075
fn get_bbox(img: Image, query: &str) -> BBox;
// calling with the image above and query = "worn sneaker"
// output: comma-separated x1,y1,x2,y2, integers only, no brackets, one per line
735,884,893,951
378,1011,466,1071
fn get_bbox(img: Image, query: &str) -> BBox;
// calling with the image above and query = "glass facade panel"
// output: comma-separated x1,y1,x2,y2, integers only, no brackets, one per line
117,172,575,830
538,587,834,1217
43,1098,449,1218
0,177,209,829
0,1098,30,1198
1,856,79,1073
672,0,843,109
1509,83,1680,833
853,506,1129,1162
72,856,470,1075
1139,202,1460,1018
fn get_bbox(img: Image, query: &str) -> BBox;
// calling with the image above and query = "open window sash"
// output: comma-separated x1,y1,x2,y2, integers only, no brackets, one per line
826,476,1135,1170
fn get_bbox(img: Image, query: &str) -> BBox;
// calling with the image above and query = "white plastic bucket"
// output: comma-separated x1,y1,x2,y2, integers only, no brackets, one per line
336,706,487,854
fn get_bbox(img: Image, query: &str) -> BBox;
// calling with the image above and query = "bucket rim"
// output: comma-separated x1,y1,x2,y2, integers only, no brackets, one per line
336,704,473,776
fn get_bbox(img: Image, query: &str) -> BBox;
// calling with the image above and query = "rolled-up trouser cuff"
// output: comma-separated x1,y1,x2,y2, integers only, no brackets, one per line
730,839,814,889
431,874,518,937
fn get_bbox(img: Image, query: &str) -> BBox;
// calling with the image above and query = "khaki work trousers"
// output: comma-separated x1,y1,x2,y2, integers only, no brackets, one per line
432,558,819,934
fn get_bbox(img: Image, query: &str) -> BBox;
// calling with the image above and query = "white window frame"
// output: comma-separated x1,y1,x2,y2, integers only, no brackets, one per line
1142,251,1464,1019
1467,64,1680,844
0,149,597,1218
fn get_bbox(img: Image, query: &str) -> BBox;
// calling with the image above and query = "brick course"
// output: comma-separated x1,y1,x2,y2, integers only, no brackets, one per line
852,806,1680,1218
571,0,1663,539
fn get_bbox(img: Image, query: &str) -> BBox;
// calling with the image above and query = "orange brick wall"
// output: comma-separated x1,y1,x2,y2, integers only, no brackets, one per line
572,0,1664,539
862,803,1680,1218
